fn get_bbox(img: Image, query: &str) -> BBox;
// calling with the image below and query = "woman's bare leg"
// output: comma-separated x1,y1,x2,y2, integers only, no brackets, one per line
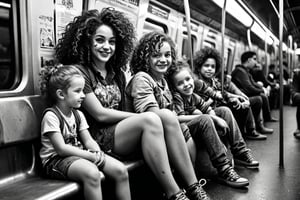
113,112,181,198
154,109,198,187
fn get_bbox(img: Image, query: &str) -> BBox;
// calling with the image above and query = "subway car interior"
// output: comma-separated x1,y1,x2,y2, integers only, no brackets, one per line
0,0,300,199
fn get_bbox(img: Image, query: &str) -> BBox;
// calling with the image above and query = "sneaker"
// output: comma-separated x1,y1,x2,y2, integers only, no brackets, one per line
218,166,249,188
167,190,190,200
234,151,259,169
245,130,267,140
186,179,210,200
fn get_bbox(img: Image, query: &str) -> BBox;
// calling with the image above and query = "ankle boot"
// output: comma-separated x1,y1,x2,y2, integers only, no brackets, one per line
256,112,273,134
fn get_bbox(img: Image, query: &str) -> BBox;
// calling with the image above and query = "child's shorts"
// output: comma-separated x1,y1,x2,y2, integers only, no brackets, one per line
44,155,81,180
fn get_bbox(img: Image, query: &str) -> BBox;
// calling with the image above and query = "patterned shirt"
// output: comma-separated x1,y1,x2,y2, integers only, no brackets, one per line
77,65,122,127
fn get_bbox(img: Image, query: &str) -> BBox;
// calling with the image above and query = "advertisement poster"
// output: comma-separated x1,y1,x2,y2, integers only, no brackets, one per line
55,0,83,43
39,15,55,49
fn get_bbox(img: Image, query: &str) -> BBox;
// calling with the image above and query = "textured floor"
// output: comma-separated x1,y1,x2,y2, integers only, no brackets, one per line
204,105,300,200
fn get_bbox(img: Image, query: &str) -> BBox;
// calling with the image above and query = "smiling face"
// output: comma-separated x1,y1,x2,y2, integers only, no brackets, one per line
172,68,195,97
91,24,116,64
63,76,86,109
200,58,216,79
149,41,172,79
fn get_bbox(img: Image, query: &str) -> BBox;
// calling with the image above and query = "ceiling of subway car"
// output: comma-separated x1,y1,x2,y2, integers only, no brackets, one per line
157,0,300,48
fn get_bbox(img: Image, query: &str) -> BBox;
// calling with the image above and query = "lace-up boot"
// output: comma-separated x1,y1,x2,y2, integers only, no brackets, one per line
185,179,210,200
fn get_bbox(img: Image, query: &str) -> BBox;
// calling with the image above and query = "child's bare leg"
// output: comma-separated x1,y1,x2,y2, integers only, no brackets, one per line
102,155,131,200
68,159,102,200
114,112,181,198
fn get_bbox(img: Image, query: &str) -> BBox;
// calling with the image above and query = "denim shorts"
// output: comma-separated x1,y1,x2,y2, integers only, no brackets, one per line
44,155,81,180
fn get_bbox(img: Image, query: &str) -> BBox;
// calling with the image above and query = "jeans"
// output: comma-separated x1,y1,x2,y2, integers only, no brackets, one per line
249,95,265,128
260,93,272,121
214,106,248,156
231,106,256,135
187,114,231,171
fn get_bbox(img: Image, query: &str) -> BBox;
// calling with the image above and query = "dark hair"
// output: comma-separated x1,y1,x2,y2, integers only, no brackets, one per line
193,47,221,77
241,51,256,63
130,31,177,75
39,65,83,105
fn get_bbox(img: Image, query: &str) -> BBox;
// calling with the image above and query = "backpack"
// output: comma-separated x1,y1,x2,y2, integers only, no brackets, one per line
42,106,81,136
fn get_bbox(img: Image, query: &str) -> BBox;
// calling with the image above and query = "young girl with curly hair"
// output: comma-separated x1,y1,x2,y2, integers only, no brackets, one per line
39,65,131,200
55,8,199,200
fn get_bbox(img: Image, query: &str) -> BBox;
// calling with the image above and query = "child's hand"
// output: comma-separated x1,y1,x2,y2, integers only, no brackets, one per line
215,91,223,100
229,97,242,109
93,151,106,168
211,115,229,136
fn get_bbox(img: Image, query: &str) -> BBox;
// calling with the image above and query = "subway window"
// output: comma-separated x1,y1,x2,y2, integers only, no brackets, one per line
182,33,196,60
142,18,167,36
0,0,17,90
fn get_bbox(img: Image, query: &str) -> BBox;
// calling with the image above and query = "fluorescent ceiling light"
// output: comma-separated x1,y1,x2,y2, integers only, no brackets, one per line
251,21,265,40
0,2,10,8
212,0,253,27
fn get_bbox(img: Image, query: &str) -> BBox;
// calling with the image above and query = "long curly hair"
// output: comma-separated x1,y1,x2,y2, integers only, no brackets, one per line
193,47,222,78
130,31,177,75
55,8,135,93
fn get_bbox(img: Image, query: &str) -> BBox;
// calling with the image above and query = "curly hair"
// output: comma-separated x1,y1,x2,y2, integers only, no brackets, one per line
193,47,221,77
130,31,177,75
55,7,135,76
166,59,192,92
39,64,83,105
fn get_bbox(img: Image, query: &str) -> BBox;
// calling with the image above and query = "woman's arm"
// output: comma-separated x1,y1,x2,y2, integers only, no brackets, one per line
83,93,137,124
80,129,101,152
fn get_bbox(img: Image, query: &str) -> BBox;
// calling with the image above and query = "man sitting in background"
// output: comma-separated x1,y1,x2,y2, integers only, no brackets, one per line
231,51,275,135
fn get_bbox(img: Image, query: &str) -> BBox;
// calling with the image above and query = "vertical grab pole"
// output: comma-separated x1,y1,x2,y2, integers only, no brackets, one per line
183,0,194,71
220,0,227,94
279,0,284,168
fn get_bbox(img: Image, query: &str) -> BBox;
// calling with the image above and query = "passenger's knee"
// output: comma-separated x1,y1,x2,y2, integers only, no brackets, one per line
140,112,161,127
85,166,102,186
113,164,129,182
158,108,179,125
